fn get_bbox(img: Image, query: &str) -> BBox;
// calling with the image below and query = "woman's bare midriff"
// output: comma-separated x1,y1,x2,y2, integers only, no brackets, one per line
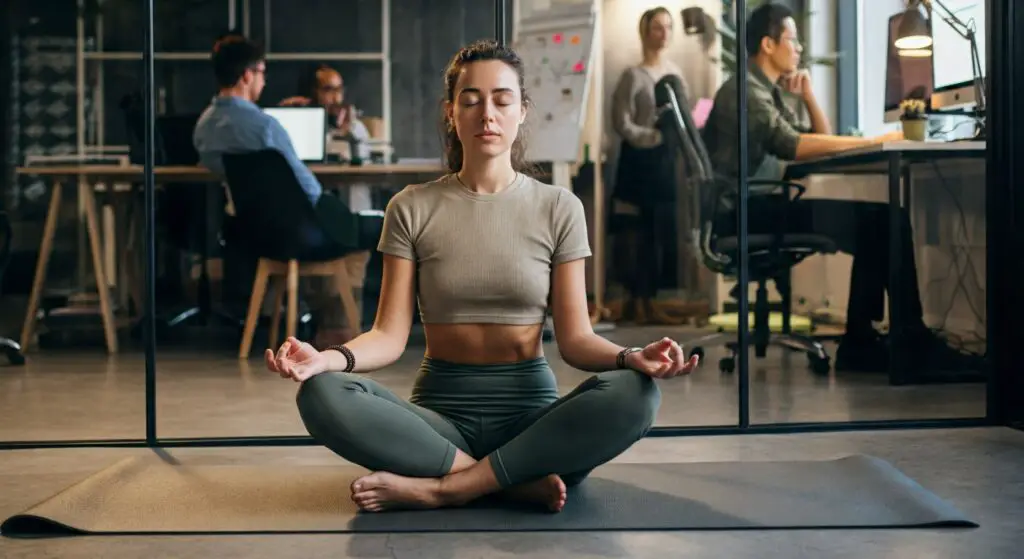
422,323,545,364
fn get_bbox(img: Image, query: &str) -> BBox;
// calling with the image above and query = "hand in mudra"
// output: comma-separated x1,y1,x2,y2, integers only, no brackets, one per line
265,337,329,382
626,337,699,379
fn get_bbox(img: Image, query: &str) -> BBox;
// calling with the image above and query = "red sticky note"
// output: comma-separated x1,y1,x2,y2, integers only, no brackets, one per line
573,61,585,73
553,33,563,43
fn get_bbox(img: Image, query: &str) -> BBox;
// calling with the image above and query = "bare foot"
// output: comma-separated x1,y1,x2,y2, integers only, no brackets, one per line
503,474,568,512
350,472,444,512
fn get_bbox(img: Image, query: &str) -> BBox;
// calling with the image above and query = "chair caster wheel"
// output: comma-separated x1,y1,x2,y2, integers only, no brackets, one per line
689,346,705,362
809,354,831,375
719,356,735,373
1,339,25,366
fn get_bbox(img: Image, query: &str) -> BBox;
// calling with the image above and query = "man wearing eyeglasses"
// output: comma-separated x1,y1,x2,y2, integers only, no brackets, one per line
193,36,364,348
702,3,976,374
280,64,371,161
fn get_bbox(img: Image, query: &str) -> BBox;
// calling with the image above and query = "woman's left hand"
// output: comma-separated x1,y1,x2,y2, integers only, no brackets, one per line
626,337,699,379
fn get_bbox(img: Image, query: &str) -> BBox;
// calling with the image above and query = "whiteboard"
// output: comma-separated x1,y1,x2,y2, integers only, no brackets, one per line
514,2,597,163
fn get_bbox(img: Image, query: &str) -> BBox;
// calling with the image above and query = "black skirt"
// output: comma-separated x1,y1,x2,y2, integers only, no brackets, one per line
611,140,674,209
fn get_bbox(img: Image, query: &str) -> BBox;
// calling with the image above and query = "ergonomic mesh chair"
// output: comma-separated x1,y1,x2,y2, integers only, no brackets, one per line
655,76,834,374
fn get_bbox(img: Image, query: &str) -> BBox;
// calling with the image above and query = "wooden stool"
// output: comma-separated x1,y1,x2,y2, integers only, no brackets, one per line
238,252,367,358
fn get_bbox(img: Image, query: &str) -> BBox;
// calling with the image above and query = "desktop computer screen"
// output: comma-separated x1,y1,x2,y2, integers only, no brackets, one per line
930,0,985,112
884,12,934,122
263,106,327,162
931,0,986,91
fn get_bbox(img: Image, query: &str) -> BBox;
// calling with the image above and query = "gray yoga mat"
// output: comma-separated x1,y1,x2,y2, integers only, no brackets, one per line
1,454,975,537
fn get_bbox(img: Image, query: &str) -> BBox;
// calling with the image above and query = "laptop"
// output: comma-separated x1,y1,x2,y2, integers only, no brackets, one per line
263,106,328,163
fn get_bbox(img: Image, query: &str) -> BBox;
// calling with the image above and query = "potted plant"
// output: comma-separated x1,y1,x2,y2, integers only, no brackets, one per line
899,98,928,141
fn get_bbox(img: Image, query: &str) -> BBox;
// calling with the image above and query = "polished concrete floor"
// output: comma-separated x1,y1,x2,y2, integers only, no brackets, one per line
0,325,986,442
0,428,1021,558
0,326,1016,558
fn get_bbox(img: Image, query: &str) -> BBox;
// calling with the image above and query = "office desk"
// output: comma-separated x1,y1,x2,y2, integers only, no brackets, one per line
785,140,986,384
14,162,445,354
14,162,444,183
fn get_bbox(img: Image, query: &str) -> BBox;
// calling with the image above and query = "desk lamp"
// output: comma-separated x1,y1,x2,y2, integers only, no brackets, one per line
895,0,986,138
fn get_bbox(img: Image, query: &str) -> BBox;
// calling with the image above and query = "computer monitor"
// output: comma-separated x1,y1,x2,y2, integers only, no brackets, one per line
263,106,327,162
884,12,934,123
930,0,986,111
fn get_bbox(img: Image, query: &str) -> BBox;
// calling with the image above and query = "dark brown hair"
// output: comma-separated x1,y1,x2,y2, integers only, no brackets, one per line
746,3,794,56
440,39,534,174
211,35,265,89
638,6,673,41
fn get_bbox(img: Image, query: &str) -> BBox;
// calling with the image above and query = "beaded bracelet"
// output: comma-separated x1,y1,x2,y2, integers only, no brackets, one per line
617,347,642,370
325,344,356,373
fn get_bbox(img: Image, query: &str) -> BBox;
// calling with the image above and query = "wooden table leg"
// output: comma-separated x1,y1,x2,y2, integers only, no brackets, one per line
123,193,144,320
20,182,63,350
80,182,119,354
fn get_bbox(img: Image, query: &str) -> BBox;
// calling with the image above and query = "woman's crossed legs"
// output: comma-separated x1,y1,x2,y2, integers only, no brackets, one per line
296,369,661,512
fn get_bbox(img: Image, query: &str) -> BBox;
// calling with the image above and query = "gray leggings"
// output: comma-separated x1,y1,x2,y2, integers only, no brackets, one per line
295,357,661,488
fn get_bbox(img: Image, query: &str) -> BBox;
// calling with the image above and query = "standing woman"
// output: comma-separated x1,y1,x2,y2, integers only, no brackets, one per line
609,7,695,324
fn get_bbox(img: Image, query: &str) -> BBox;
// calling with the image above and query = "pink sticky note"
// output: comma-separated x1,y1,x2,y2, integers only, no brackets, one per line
691,98,714,129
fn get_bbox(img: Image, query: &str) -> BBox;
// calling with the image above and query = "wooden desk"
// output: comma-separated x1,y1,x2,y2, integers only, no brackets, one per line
785,140,986,384
14,162,445,354
784,140,985,179
15,162,444,183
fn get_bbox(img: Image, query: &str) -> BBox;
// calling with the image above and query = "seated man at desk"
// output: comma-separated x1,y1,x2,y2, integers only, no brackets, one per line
703,3,968,372
193,35,362,346
280,63,371,161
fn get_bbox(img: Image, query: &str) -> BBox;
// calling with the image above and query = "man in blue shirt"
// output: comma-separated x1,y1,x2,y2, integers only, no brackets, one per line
193,35,361,346
193,37,329,206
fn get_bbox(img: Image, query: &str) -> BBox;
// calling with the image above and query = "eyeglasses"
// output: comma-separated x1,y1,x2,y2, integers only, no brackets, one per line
780,36,802,49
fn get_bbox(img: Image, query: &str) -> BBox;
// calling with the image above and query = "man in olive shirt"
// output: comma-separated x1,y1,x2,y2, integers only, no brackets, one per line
703,3,967,372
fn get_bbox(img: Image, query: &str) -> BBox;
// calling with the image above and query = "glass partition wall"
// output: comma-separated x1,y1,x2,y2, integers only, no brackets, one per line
0,0,999,450
743,0,990,427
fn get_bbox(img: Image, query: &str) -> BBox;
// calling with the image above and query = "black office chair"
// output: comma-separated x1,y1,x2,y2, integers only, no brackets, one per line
0,211,26,365
655,77,834,374
122,97,230,333
222,150,371,358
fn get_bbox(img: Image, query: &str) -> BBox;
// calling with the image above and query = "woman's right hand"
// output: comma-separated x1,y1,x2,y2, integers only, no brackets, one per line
265,337,329,382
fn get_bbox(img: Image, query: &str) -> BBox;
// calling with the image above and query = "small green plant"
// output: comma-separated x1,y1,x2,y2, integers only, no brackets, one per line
899,98,927,121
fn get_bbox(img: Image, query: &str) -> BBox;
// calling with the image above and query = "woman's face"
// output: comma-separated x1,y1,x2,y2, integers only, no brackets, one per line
447,60,525,162
644,11,673,50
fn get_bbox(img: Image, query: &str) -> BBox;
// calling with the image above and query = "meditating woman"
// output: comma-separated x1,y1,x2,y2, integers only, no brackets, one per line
264,39,699,514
